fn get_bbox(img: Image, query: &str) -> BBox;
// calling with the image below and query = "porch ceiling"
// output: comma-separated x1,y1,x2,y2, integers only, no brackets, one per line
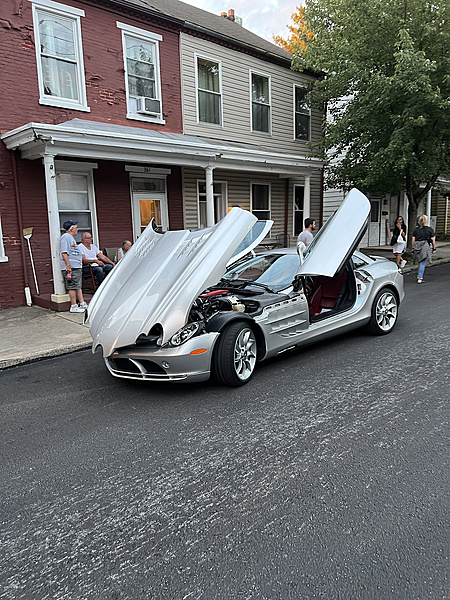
1,119,323,176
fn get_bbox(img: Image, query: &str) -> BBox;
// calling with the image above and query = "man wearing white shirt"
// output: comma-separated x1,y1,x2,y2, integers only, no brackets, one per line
78,232,115,286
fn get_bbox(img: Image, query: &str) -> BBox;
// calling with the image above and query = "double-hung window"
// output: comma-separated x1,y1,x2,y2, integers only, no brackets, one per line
251,183,271,221
197,181,227,228
31,0,88,111
55,161,98,242
294,86,311,141
251,72,271,133
117,22,164,123
196,56,222,125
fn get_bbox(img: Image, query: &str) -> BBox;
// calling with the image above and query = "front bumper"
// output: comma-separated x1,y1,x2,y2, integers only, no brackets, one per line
104,332,219,383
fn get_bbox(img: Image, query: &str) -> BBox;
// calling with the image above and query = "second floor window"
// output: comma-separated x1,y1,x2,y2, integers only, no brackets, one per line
31,0,88,111
197,57,222,125
118,22,163,122
294,86,311,141
251,73,271,133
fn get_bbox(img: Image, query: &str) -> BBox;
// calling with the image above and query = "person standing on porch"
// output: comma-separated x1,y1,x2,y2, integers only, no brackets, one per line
78,232,115,286
60,221,87,313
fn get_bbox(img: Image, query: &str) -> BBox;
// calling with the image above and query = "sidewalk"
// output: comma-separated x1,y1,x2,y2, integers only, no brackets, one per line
0,305,92,370
1,242,450,370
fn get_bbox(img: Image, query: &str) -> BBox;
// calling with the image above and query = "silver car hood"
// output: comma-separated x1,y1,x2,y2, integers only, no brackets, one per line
88,208,272,357
296,188,370,278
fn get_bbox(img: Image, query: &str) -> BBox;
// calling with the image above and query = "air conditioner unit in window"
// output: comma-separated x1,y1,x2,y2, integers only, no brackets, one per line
136,97,161,115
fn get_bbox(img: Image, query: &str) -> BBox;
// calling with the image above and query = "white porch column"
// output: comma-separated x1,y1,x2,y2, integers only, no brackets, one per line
303,175,311,219
205,165,215,227
43,152,68,300
426,188,432,220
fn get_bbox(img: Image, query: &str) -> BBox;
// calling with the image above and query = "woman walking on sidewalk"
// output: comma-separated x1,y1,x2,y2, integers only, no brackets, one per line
391,216,407,267
412,215,436,284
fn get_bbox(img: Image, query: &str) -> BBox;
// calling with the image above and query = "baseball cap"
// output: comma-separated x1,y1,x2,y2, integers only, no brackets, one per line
63,220,78,230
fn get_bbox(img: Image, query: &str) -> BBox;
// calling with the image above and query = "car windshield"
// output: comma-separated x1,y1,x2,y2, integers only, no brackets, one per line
223,253,300,291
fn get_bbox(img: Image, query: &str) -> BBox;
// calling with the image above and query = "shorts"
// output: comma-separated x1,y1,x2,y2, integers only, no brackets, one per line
63,268,82,290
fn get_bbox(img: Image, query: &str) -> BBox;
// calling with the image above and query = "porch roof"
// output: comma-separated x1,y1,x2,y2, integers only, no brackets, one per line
1,119,323,176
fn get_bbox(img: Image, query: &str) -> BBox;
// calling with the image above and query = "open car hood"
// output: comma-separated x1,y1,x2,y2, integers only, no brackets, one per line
88,208,272,357
296,188,370,278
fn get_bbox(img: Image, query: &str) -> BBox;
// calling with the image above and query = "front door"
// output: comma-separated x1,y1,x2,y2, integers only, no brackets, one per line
131,177,169,238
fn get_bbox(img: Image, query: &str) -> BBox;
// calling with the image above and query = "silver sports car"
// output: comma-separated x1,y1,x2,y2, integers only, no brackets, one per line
88,189,404,386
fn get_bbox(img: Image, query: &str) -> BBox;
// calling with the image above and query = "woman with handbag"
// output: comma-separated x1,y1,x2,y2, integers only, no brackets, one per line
412,215,436,284
391,216,407,267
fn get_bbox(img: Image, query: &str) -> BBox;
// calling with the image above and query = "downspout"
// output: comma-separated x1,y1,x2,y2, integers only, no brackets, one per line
11,151,32,305
284,178,289,245
319,168,324,227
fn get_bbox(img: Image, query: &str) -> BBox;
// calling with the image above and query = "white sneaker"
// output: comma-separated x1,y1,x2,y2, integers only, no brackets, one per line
400,259,407,268
79,302,88,309
70,304,85,313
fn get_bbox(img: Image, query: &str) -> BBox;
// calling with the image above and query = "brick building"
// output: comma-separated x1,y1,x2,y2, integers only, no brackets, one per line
0,0,324,310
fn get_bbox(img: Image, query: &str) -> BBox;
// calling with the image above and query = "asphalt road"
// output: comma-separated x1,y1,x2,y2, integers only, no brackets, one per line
1,264,449,600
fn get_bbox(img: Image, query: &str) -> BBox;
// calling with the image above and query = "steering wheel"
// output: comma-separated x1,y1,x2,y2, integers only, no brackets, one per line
304,276,316,298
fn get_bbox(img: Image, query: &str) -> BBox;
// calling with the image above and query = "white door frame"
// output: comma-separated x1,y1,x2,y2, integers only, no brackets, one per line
130,174,169,239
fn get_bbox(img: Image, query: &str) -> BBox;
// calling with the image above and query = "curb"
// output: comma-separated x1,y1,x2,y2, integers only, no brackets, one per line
0,341,92,371
398,256,450,275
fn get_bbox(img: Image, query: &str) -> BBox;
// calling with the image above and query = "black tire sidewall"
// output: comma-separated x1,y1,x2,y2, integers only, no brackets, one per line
212,321,257,386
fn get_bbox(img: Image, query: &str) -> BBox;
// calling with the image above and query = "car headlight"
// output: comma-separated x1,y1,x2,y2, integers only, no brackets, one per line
170,322,201,346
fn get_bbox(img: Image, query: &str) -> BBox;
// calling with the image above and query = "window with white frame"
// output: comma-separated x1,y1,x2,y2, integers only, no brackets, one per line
251,183,271,220
251,72,271,133
197,181,227,227
55,162,98,243
294,86,311,141
0,215,8,263
117,22,164,122
31,0,89,111
196,56,222,125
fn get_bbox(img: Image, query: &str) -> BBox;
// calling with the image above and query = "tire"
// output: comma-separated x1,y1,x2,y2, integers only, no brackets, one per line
212,321,258,386
367,288,398,335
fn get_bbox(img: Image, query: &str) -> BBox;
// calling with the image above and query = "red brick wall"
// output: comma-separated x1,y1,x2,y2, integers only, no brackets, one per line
0,0,183,132
0,0,184,307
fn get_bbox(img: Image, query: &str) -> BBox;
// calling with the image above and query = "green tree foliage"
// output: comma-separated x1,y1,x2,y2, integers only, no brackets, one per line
282,0,449,235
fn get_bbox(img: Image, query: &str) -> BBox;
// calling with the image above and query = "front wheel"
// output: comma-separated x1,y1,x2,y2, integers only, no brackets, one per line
212,322,258,386
367,288,398,335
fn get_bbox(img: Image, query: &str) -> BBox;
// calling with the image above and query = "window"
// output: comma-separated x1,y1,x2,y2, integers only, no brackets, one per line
197,181,227,228
251,183,270,220
294,86,310,141
251,72,271,133
294,185,304,236
118,22,164,123
0,215,8,263
196,56,222,125
55,161,98,242
31,0,88,111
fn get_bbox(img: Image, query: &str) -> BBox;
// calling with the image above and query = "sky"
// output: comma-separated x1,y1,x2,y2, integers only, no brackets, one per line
182,0,297,43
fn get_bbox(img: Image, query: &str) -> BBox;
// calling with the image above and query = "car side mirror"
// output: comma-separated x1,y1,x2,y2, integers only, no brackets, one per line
297,241,306,264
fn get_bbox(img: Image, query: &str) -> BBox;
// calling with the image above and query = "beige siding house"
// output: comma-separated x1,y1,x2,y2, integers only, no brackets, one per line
177,24,324,243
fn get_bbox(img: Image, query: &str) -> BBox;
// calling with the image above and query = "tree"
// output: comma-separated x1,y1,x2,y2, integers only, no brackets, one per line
276,0,450,241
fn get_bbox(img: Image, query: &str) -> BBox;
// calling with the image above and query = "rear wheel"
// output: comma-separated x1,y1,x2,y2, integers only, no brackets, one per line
212,322,257,386
367,288,398,335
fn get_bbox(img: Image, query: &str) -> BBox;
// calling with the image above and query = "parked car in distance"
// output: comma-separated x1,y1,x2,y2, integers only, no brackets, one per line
87,189,404,386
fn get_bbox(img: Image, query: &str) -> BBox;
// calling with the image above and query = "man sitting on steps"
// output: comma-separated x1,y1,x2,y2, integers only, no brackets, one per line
78,232,115,287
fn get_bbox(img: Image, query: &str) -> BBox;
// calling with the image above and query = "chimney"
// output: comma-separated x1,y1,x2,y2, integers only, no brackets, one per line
227,8,235,22
221,11,227,17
